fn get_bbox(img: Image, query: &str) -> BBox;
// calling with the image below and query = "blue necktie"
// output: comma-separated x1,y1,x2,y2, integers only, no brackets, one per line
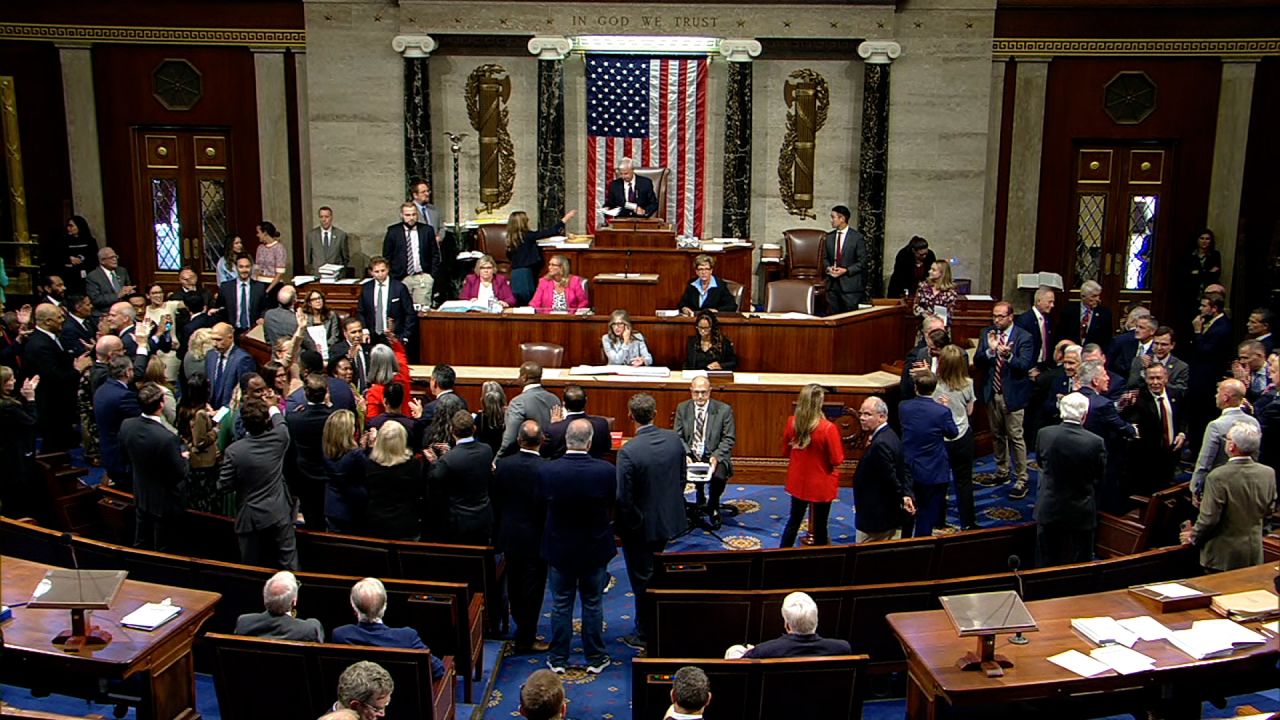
238,282,249,328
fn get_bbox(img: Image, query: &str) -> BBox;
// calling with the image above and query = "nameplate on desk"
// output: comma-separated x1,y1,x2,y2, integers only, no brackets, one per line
592,273,659,283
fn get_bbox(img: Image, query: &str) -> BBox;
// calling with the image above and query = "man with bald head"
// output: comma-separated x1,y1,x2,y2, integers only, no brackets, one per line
206,322,258,408
674,375,736,526
89,334,125,394
26,303,91,450
500,361,560,456
1190,378,1259,501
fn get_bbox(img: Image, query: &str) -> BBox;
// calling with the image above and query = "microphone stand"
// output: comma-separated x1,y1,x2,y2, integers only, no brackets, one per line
1009,554,1029,645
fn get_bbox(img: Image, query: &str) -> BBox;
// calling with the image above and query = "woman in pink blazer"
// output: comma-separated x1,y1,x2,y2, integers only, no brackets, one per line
530,254,590,312
460,255,517,307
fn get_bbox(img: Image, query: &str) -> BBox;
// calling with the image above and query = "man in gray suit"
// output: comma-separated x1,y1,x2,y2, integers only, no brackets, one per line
616,393,687,651
500,362,561,456
1181,423,1277,572
410,179,445,242
1190,379,1259,500
1125,325,1189,399
218,395,300,570
84,246,135,314
235,570,325,642
305,206,350,275
673,376,735,527
822,204,867,314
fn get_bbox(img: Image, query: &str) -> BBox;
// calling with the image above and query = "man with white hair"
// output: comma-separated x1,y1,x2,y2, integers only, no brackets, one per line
603,157,658,218
1034,393,1106,567
741,591,851,658
1107,314,1157,382
1078,360,1137,512
333,577,446,680
84,246,135,313
234,570,325,642
1056,280,1112,349
1190,378,1259,501
1180,423,1277,572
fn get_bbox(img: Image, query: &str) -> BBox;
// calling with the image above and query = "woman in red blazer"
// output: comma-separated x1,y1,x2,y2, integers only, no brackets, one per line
779,383,845,547
460,254,517,307
364,336,411,419
529,254,589,312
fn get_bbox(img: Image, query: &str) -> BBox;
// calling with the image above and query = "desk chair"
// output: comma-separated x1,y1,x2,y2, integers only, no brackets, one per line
476,223,510,273
724,279,745,311
766,279,817,314
520,342,565,368
632,167,670,222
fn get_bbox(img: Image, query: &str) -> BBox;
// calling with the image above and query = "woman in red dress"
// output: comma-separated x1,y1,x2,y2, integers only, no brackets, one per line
780,384,846,547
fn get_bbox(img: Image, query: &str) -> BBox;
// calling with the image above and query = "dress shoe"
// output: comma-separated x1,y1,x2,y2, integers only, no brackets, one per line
1009,482,1029,500
620,634,647,651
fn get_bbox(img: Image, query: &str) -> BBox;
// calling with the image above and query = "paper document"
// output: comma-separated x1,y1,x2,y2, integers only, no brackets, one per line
1144,582,1201,599
306,326,329,360
1116,616,1173,641
1071,617,1138,647
601,207,622,218
292,275,316,286
122,600,182,631
1261,621,1278,637
1047,650,1111,678
1089,645,1156,675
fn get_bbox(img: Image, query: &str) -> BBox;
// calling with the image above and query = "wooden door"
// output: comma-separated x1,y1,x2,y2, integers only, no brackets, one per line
1069,143,1172,319
132,128,233,285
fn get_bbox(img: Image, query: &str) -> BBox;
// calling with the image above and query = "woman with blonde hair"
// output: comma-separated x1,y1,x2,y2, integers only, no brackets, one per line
184,328,216,388
913,259,959,325
779,384,845,547
473,381,506,455
601,309,653,366
505,209,577,305
322,409,367,533
360,421,422,540
461,254,516,308
934,344,977,529
142,355,178,427
530,254,589,313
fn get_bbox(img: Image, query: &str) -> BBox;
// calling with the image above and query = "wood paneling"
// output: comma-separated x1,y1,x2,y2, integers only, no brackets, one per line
995,3,1280,39
556,244,755,314
3,1,303,29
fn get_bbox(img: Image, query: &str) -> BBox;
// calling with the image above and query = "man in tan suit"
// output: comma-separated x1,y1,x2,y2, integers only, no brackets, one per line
1180,422,1277,572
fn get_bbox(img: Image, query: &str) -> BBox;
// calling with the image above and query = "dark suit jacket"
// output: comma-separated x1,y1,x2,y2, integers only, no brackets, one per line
542,412,612,459
1056,301,1113,349
206,346,258,409
604,175,659,218
973,323,1036,410
743,632,852,659
900,344,932,400
323,448,367,527
822,227,868,300
886,245,937,299
1123,388,1185,474
179,312,218,354
899,396,959,486
852,424,909,534
217,278,268,329
94,380,141,479
616,425,688,543
1106,331,1141,381
382,221,440,280
120,325,169,378
329,339,373,392
1188,314,1235,393
1014,308,1054,368
286,377,356,414
119,416,187,517
673,398,735,477
333,621,445,680
539,452,617,572
285,403,335,521
359,278,416,343
85,265,132,313
25,330,79,433
492,450,547,557
219,415,293,532
428,440,494,545
234,611,325,642
59,314,95,357
421,391,469,427
1080,386,1137,443
1034,422,1106,527
677,276,739,314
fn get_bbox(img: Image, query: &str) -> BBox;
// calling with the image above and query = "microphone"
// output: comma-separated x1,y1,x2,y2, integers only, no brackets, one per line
624,249,632,278
1008,554,1029,645
61,532,85,603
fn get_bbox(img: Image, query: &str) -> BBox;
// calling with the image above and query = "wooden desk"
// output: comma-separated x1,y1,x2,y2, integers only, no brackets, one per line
410,365,898,483
594,221,676,248
553,244,755,312
590,273,660,316
1,556,220,720
295,280,362,316
888,564,1280,719
417,305,912,374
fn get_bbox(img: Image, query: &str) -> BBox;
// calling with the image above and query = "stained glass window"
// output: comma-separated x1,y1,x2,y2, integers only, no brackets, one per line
1125,194,1157,290
200,179,228,273
151,178,181,271
1075,193,1106,284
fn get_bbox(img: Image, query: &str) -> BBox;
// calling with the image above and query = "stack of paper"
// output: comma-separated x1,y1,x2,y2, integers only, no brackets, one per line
1260,621,1278,637
1211,589,1280,622
1047,650,1111,677
1116,616,1173,641
122,601,182,631
1089,645,1156,675
1070,616,1138,647
318,264,345,282
1167,619,1266,660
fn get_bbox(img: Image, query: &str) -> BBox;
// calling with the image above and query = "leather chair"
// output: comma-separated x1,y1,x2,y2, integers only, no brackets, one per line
634,167,671,222
520,342,565,368
766,279,817,315
724,279,745,311
476,223,510,273
782,228,826,280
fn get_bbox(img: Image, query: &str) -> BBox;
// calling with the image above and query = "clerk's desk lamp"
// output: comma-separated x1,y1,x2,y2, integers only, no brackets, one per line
26,535,127,651
938,590,1038,678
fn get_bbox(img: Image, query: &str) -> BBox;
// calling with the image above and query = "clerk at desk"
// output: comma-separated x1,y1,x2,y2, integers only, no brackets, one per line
603,158,658,219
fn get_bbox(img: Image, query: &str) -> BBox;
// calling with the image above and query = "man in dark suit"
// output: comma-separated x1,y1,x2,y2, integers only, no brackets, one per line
94,356,141,486
822,205,868,314
1016,287,1057,447
542,384,611,459
285,374,335,527
1125,325,1189,399
206,323,258,409
538,418,617,675
741,591,852,658
382,201,439,309
1180,423,1277,572
118,384,186,551
305,206,351,275
673,376,735,525
493,420,549,654
216,254,268,332
1187,291,1234,450
169,266,216,318
500,362,561,456
1123,363,1186,496
359,256,416,347
852,397,913,542
26,303,91,451
178,293,217,356
901,325,949,400
974,301,1035,497
1035,392,1106,567
329,316,373,393
1082,343,1126,401
616,393,687,651
428,410,494,545
1078,360,1137,513
1246,307,1275,356
59,294,96,358
899,373,960,537
234,570,325,642
421,364,467,426
1055,280,1112,349
603,157,658,218
886,236,937,300
333,577,446,680
218,396,299,570
84,247,135,314
286,350,356,414
1107,315,1157,384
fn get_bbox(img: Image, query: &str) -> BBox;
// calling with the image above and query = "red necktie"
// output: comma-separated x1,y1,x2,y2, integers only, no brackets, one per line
1039,314,1049,362
1158,396,1173,448
1080,308,1092,342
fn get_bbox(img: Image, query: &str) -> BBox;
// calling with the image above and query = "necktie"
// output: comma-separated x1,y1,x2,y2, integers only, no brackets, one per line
238,282,249,328
1158,396,1172,448
216,353,227,389
993,332,1006,395
1039,314,1049,363
323,230,330,248
836,230,844,260
376,283,386,334
627,182,636,203
693,404,706,457
406,227,422,275
108,270,118,292
1080,308,1092,342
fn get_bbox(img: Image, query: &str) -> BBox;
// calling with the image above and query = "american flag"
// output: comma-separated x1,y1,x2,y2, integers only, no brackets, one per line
586,55,707,237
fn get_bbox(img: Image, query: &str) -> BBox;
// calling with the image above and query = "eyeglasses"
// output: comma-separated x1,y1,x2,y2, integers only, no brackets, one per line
696,325,712,331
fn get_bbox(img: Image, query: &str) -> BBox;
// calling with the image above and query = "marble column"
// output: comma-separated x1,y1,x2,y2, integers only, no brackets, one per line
253,48,293,240
393,35,437,190
57,43,106,244
856,41,900,298
1001,57,1050,302
1207,58,1258,296
293,50,312,229
529,36,571,231
979,59,1009,296
719,39,761,240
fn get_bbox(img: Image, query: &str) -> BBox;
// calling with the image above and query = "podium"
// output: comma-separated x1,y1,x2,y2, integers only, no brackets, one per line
591,273,661,315
938,590,1038,678
596,218,677,248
